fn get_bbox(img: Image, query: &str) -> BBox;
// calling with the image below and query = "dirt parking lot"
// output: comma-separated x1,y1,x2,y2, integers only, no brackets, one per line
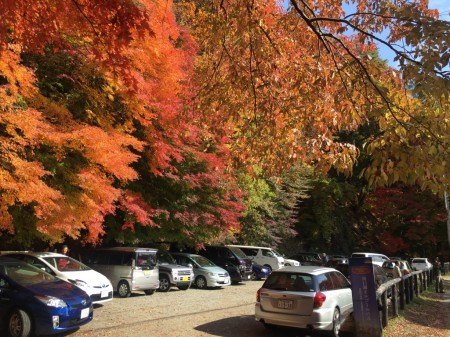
68,280,355,337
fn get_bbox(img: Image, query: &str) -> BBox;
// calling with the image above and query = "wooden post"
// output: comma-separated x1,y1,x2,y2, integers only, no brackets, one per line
414,274,419,296
400,279,405,310
392,283,399,317
381,291,388,328
405,277,410,304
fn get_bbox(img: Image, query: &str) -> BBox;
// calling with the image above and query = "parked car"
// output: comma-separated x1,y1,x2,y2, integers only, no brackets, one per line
351,252,390,267
227,245,284,271
329,255,349,264
170,252,230,289
399,260,412,275
196,245,252,284
255,266,352,337
251,262,271,280
3,251,113,304
82,247,159,297
373,264,392,297
410,258,432,271
156,251,194,292
0,256,93,337
289,254,322,266
382,260,396,279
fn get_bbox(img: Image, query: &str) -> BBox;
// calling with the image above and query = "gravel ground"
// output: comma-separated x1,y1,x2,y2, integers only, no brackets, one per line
67,280,355,337
66,276,450,337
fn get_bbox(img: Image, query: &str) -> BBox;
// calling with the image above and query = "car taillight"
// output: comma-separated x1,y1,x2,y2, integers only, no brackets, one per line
256,288,261,302
313,292,326,308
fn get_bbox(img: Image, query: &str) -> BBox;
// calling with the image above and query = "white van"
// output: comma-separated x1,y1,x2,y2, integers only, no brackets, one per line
351,252,390,266
84,247,160,297
227,245,284,271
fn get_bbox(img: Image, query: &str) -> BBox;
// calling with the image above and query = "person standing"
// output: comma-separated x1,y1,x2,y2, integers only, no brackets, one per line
434,257,444,293
393,260,402,279
60,245,69,255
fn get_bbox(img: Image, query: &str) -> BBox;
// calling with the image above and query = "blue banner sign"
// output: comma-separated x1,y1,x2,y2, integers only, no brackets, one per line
349,257,382,337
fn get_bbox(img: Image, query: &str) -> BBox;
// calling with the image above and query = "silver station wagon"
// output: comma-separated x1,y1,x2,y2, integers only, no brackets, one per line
255,266,353,337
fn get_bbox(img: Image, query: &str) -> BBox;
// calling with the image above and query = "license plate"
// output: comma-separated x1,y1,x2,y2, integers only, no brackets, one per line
181,276,189,281
144,270,152,276
101,290,109,298
277,299,293,309
247,274,251,279
80,308,89,319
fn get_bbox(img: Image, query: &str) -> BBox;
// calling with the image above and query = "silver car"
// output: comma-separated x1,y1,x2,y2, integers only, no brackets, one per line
255,266,352,337
171,252,230,289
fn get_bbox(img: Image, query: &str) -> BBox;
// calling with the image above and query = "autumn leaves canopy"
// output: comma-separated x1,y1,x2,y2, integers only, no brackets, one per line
0,0,448,245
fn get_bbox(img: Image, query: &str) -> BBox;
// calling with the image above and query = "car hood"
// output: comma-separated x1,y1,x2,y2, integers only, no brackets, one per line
159,264,193,272
26,278,90,300
197,266,228,274
57,269,112,288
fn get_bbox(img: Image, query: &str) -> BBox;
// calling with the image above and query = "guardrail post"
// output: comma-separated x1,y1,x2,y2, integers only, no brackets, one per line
392,283,399,317
405,277,410,304
409,275,414,300
414,274,419,296
400,278,405,310
420,272,425,292
381,291,388,328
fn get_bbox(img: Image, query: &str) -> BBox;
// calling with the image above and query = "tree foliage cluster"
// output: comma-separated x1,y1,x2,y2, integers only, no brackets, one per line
0,0,449,252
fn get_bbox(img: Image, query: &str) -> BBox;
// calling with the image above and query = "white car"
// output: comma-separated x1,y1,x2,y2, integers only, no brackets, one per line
4,251,113,304
282,258,300,267
410,258,432,271
255,266,353,337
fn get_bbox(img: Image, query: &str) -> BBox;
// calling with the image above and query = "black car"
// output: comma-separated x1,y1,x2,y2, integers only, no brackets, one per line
196,246,252,284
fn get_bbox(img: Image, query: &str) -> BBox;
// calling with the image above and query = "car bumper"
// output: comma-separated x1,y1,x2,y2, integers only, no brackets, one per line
205,275,231,287
34,305,93,336
255,303,333,331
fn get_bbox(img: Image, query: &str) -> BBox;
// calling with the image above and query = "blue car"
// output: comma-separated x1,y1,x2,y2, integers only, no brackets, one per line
0,257,93,337
251,263,271,280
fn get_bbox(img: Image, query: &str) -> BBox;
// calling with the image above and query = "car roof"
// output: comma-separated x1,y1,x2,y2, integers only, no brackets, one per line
96,247,158,252
170,252,199,257
227,245,273,250
274,266,337,275
3,251,68,258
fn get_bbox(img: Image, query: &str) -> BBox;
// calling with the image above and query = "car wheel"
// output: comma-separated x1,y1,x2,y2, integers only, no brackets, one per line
117,280,131,298
330,308,341,337
8,309,31,337
178,284,190,290
144,289,155,295
159,274,171,292
263,265,272,272
195,276,207,289
251,271,258,281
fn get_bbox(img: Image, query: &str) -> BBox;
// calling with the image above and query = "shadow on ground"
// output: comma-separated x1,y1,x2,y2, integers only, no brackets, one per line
194,314,356,337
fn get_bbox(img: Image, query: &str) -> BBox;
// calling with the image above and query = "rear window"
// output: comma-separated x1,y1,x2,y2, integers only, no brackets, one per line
264,272,314,292
413,258,426,263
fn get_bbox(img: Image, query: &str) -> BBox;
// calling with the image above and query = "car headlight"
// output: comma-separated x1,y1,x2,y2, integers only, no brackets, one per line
35,295,67,308
69,279,89,289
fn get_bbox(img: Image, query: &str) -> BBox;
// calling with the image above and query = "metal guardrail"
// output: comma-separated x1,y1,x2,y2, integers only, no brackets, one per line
375,268,435,329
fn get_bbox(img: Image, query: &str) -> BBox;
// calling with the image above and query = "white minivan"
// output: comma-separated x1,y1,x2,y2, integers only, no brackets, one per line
227,245,284,271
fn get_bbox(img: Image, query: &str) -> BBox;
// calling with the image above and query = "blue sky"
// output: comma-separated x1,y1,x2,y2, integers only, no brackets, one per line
429,0,450,20
373,0,449,65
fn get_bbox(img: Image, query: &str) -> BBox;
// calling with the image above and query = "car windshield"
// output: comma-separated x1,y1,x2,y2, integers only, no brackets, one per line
382,261,395,268
228,247,247,259
43,256,91,272
264,272,314,292
414,259,426,263
4,262,56,285
157,251,176,265
190,255,215,267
